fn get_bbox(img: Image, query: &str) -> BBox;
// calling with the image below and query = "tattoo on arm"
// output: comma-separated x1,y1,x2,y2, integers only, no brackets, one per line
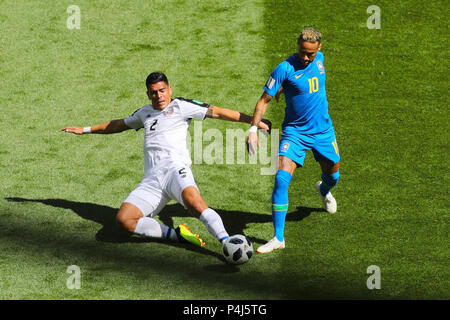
205,106,213,118
262,92,272,103
251,92,272,126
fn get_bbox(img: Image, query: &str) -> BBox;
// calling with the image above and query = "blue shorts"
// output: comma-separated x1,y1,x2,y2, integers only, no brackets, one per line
278,126,340,167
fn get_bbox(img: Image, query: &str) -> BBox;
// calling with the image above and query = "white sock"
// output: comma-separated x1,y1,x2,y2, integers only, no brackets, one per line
199,208,229,242
134,217,178,241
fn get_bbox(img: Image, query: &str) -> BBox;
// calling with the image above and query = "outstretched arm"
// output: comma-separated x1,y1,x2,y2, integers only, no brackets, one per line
61,119,130,135
205,105,271,132
246,92,273,155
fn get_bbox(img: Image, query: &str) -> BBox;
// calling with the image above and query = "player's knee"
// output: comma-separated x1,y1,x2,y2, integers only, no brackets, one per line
321,170,340,188
117,216,139,233
116,213,130,231
116,202,144,232
116,211,139,232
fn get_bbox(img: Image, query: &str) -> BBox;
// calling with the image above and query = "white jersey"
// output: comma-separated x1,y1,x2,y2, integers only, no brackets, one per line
124,97,209,173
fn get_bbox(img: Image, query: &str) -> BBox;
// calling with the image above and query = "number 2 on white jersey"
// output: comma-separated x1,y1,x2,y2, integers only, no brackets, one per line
149,119,158,131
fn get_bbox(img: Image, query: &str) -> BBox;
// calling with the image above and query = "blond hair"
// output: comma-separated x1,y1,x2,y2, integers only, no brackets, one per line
298,27,322,43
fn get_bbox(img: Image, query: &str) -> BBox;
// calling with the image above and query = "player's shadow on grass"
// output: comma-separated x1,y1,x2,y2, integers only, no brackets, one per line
159,204,326,245
5,197,220,259
5,197,325,248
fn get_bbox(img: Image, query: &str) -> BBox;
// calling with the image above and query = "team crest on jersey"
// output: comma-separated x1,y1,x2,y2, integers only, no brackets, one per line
281,142,290,152
316,60,324,73
166,106,174,115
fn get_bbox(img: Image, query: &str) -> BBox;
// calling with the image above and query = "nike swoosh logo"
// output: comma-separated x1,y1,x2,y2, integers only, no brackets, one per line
295,74,303,79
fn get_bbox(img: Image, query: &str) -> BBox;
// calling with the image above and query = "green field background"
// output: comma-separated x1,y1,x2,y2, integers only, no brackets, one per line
0,0,448,299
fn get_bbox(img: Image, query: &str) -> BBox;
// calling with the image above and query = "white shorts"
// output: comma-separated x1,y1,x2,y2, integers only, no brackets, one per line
123,164,198,217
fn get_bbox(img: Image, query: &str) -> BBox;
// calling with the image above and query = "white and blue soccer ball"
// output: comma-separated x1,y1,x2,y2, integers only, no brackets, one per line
222,234,253,265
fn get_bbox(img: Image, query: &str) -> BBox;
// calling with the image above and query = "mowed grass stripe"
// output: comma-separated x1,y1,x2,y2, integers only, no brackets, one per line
264,0,449,299
0,1,281,299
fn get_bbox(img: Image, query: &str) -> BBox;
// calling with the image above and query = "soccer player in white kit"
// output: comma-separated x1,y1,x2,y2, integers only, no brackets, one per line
62,72,271,247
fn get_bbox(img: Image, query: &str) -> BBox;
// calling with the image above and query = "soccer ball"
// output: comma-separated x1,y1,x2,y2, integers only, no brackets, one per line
222,234,253,265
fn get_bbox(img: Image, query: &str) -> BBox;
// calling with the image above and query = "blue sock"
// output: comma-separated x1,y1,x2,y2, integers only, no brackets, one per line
320,170,340,196
272,170,292,242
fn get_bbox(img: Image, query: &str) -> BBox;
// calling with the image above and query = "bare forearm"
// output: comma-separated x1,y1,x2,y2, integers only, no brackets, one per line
237,112,253,124
246,92,272,155
91,119,127,134
62,119,128,135
207,106,240,122
210,106,251,124
251,93,271,127
208,106,269,130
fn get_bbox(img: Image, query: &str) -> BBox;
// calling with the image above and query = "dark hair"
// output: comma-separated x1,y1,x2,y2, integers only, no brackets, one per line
145,72,169,89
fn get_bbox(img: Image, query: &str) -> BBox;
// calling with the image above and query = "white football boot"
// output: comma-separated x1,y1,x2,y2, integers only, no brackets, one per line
256,237,286,254
315,181,337,213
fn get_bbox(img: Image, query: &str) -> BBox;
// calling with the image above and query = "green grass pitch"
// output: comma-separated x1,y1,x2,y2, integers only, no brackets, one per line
0,0,448,299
